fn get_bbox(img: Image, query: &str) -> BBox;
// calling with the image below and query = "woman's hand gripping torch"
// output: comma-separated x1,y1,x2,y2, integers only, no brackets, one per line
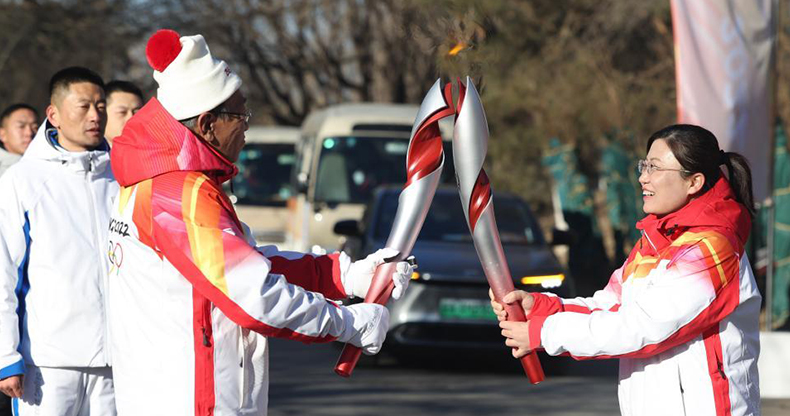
334,79,455,377
451,77,545,384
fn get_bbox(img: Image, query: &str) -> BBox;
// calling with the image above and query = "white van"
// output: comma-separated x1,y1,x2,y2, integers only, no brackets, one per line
227,126,300,246
289,103,454,253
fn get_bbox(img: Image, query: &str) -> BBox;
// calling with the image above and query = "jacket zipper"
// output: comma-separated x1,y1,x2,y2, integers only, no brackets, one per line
202,328,211,347
85,154,112,366
642,230,658,253
200,298,212,347
238,327,251,408
195,296,214,416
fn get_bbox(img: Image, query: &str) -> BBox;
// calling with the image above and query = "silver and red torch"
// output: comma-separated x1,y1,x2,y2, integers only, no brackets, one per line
334,79,455,377
452,77,545,384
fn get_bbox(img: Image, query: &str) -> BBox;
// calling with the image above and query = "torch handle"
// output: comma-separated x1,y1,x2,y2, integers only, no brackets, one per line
501,299,545,384
334,262,398,377
520,353,544,384
490,280,545,384
334,344,363,378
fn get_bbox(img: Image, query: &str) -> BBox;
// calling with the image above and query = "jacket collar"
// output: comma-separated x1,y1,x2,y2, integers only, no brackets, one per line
635,175,750,253
110,97,237,187
23,121,111,174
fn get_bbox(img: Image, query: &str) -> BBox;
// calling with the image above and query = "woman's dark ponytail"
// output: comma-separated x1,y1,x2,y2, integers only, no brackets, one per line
722,152,756,218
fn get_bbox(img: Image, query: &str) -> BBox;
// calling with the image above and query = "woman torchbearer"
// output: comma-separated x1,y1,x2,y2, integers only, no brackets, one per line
492,124,761,416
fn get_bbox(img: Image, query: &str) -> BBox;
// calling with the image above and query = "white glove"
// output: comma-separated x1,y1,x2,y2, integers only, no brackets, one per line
343,248,414,300
340,303,390,355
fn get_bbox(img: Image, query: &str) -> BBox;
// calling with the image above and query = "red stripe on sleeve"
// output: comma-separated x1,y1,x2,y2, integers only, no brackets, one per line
268,253,346,300
562,304,597,314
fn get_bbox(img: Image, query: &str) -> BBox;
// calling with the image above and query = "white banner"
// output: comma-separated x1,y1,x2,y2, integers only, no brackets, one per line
671,0,775,202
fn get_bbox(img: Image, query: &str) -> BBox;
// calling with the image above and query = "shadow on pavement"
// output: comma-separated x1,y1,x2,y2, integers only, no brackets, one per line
365,346,619,378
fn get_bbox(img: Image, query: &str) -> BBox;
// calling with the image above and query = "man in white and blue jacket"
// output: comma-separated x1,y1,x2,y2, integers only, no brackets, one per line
0,67,117,415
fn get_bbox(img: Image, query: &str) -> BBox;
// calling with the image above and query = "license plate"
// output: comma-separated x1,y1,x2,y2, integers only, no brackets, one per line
438,298,497,321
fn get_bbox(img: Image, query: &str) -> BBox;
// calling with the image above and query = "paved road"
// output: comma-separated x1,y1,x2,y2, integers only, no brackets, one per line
269,339,618,416
268,339,789,416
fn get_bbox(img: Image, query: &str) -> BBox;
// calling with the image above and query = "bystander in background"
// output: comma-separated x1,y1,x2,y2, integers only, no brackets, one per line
0,104,38,177
103,80,143,144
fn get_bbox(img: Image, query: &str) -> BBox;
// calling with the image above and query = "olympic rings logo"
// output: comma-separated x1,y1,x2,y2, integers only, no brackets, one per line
108,240,124,274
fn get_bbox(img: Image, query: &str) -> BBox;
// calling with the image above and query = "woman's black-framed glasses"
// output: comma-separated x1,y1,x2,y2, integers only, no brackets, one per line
637,160,692,175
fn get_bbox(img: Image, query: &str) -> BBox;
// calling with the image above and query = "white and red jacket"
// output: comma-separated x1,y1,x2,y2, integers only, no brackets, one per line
108,98,364,416
528,176,760,416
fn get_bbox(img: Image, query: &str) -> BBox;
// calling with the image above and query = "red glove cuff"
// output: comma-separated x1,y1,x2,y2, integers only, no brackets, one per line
527,293,563,319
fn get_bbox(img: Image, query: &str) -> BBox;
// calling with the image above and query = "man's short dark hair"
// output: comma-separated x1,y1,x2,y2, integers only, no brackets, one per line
49,66,105,103
106,80,144,103
0,103,38,126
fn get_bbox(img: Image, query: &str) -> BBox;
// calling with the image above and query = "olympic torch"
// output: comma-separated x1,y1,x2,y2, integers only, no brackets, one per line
335,79,454,377
452,77,545,384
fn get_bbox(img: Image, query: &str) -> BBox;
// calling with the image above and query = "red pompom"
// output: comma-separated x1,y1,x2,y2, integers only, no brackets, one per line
146,29,182,72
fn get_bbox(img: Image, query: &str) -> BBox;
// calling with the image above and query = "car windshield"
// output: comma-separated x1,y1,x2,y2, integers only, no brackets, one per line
313,136,455,204
229,143,296,206
373,191,544,245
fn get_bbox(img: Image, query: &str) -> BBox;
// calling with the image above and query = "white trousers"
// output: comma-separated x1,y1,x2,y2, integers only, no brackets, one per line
12,365,115,416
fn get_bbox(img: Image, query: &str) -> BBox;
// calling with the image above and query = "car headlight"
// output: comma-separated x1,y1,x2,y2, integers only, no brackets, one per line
520,273,565,288
310,245,327,255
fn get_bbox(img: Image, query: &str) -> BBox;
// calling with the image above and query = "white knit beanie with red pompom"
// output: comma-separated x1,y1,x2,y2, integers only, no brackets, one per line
145,29,242,120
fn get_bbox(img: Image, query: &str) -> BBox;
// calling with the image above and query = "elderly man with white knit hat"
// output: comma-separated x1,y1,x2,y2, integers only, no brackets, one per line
107,30,413,415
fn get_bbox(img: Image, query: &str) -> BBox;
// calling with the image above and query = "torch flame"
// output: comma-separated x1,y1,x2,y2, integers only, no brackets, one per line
448,42,467,56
